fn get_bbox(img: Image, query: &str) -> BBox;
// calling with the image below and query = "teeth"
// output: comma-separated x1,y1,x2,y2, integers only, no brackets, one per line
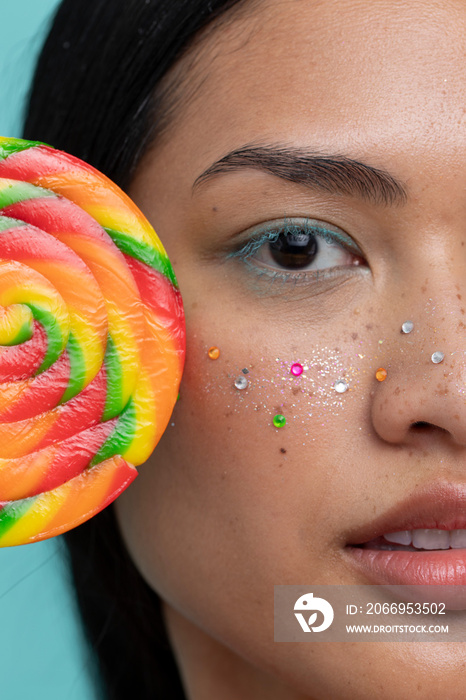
451,530,466,549
412,529,449,550
383,529,466,549
384,531,412,545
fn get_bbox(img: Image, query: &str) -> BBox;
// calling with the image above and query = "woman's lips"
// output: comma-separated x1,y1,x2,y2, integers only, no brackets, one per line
347,546,466,586
345,482,466,587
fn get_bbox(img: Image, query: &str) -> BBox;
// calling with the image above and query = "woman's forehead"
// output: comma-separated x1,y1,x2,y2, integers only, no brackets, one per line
136,0,466,215
156,0,466,170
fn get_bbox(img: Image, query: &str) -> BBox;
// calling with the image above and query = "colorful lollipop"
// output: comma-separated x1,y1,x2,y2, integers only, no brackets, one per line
0,136,185,546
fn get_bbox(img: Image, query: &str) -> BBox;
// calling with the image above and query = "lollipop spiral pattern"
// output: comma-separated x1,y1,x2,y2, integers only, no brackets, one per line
0,137,185,546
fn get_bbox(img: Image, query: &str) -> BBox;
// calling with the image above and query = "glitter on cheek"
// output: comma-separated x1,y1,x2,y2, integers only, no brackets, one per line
206,348,371,430
200,332,382,447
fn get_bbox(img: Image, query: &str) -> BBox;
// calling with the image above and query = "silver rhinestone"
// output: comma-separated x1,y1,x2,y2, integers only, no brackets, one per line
334,379,349,394
401,321,414,334
234,376,249,390
431,351,445,364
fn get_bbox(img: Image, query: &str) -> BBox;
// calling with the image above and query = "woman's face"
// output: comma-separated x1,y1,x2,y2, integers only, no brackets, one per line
115,0,466,696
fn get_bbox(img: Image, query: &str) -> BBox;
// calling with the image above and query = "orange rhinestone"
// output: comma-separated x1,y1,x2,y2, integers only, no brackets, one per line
375,367,387,382
208,346,220,360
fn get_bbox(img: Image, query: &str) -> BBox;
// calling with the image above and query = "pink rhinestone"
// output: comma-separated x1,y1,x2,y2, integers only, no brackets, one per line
290,362,303,377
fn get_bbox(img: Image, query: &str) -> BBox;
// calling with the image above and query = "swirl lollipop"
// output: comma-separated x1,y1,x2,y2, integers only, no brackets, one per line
0,136,185,546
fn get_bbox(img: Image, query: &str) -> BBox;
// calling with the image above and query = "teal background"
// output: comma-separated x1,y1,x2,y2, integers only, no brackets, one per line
0,1,97,698
0,0,58,135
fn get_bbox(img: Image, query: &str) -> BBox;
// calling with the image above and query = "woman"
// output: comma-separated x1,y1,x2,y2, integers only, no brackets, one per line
23,0,466,697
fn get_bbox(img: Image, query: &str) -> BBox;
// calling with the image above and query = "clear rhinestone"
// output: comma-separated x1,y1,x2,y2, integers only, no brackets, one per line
334,379,349,393
431,351,444,364
234,376,249,390
401,321,414,334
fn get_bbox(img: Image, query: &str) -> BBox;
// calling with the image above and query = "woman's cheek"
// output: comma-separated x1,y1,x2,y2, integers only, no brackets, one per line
159,325,371,528
115,302,382,591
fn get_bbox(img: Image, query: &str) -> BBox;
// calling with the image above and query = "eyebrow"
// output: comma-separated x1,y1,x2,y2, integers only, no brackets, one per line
191,144,407,206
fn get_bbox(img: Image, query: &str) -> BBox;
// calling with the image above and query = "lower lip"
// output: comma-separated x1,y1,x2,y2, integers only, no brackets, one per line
347,546,466,586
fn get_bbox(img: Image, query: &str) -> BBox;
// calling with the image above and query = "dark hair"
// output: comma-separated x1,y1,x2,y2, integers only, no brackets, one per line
23,1,251,697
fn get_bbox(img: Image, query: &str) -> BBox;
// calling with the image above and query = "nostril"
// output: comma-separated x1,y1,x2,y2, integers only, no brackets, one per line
410,421,448,433
411,421,431,430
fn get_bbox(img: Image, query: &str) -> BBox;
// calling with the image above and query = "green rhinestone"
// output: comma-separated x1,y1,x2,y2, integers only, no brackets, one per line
273,413,286,428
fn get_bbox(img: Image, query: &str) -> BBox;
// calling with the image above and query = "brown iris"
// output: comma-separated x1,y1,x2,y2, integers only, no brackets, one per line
268,231,318,269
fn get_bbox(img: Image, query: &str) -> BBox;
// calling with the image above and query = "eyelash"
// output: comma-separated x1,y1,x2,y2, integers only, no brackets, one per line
226,217,365,284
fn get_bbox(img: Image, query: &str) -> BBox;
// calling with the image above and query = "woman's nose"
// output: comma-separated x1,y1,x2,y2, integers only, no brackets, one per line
370,314,466,448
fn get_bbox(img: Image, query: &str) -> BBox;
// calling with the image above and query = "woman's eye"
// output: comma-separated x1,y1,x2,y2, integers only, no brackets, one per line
229,220,365,279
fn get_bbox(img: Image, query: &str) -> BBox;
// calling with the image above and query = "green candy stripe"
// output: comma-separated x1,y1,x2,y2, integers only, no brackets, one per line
104,227,178,287
0,181,56,210
8,318,33,346
27,304,66,374
0,215,24,232
0,138,49,161
91,399,137,466
60,332,86,404
0,495,37,539
102,334,123,421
